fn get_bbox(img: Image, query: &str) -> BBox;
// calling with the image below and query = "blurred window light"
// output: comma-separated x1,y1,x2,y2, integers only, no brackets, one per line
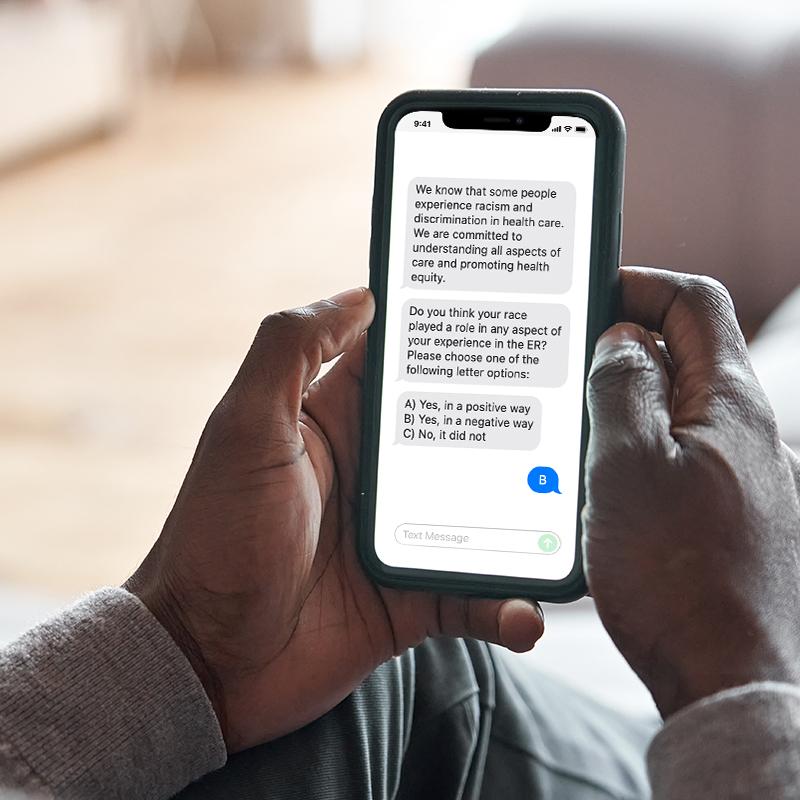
373,0,529,55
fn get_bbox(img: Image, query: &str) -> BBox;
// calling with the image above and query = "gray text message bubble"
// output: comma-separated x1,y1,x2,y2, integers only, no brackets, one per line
401,299,569,387
396,391,542,450
405,178,575,293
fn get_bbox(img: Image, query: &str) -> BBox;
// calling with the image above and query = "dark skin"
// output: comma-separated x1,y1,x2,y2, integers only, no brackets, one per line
584,267,800,717
126,287,544,753
128,268,800,752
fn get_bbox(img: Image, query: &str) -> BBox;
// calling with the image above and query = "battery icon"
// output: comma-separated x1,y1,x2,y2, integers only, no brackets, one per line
575,126,587,133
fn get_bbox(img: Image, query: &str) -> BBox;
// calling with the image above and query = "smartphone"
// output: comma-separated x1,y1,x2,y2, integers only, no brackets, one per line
358,90,625,601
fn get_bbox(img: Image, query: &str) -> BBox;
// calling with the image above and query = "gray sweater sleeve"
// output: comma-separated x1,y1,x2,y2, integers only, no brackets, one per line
648,681,800,798
0,588,226,799
5,589,800,800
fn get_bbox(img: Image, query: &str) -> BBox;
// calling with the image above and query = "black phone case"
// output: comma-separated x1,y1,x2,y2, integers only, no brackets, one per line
357,89,625,602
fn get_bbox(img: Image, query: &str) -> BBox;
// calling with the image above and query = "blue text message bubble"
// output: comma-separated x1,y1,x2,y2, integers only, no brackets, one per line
527,466,561,494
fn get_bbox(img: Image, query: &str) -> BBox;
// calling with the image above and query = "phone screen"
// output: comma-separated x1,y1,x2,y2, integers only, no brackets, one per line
373,110,598,582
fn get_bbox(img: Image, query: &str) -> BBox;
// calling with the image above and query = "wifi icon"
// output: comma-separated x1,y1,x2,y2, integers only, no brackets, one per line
564,125,573,132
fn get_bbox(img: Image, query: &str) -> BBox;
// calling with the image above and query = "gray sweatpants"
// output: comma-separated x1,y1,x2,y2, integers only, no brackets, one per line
176,639,656,799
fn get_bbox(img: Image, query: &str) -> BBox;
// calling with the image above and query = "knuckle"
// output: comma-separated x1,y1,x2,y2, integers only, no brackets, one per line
252,309,318,378
677,274,734,313
588,343,655,391
256,306,335,369
257,308,310,341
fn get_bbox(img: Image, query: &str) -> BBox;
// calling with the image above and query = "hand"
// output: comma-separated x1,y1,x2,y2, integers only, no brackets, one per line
583,267,800,718
125,287,544,752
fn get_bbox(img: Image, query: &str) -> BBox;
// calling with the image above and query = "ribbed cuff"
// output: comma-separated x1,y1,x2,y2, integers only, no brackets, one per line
0,588,226,799
648,681,800,799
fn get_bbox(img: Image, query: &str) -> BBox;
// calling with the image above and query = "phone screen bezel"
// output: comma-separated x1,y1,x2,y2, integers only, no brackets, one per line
357,90,625,602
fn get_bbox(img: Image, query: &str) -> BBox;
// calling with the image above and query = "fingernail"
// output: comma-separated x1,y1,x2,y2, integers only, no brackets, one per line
328,287,368,307
514,597,545,622
595,323,648,357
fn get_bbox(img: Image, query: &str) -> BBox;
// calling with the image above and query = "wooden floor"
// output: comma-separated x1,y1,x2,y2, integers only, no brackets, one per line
0,60,465,597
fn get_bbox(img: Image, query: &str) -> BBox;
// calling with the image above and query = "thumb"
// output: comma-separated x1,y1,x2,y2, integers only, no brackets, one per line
586,322,672,457
436,595,545,653
233,287,374,422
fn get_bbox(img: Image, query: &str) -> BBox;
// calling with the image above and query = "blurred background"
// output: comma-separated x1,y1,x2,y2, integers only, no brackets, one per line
2,0,799,719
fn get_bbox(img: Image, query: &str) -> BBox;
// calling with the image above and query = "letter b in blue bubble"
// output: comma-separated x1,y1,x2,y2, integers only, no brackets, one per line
527,466,561,495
